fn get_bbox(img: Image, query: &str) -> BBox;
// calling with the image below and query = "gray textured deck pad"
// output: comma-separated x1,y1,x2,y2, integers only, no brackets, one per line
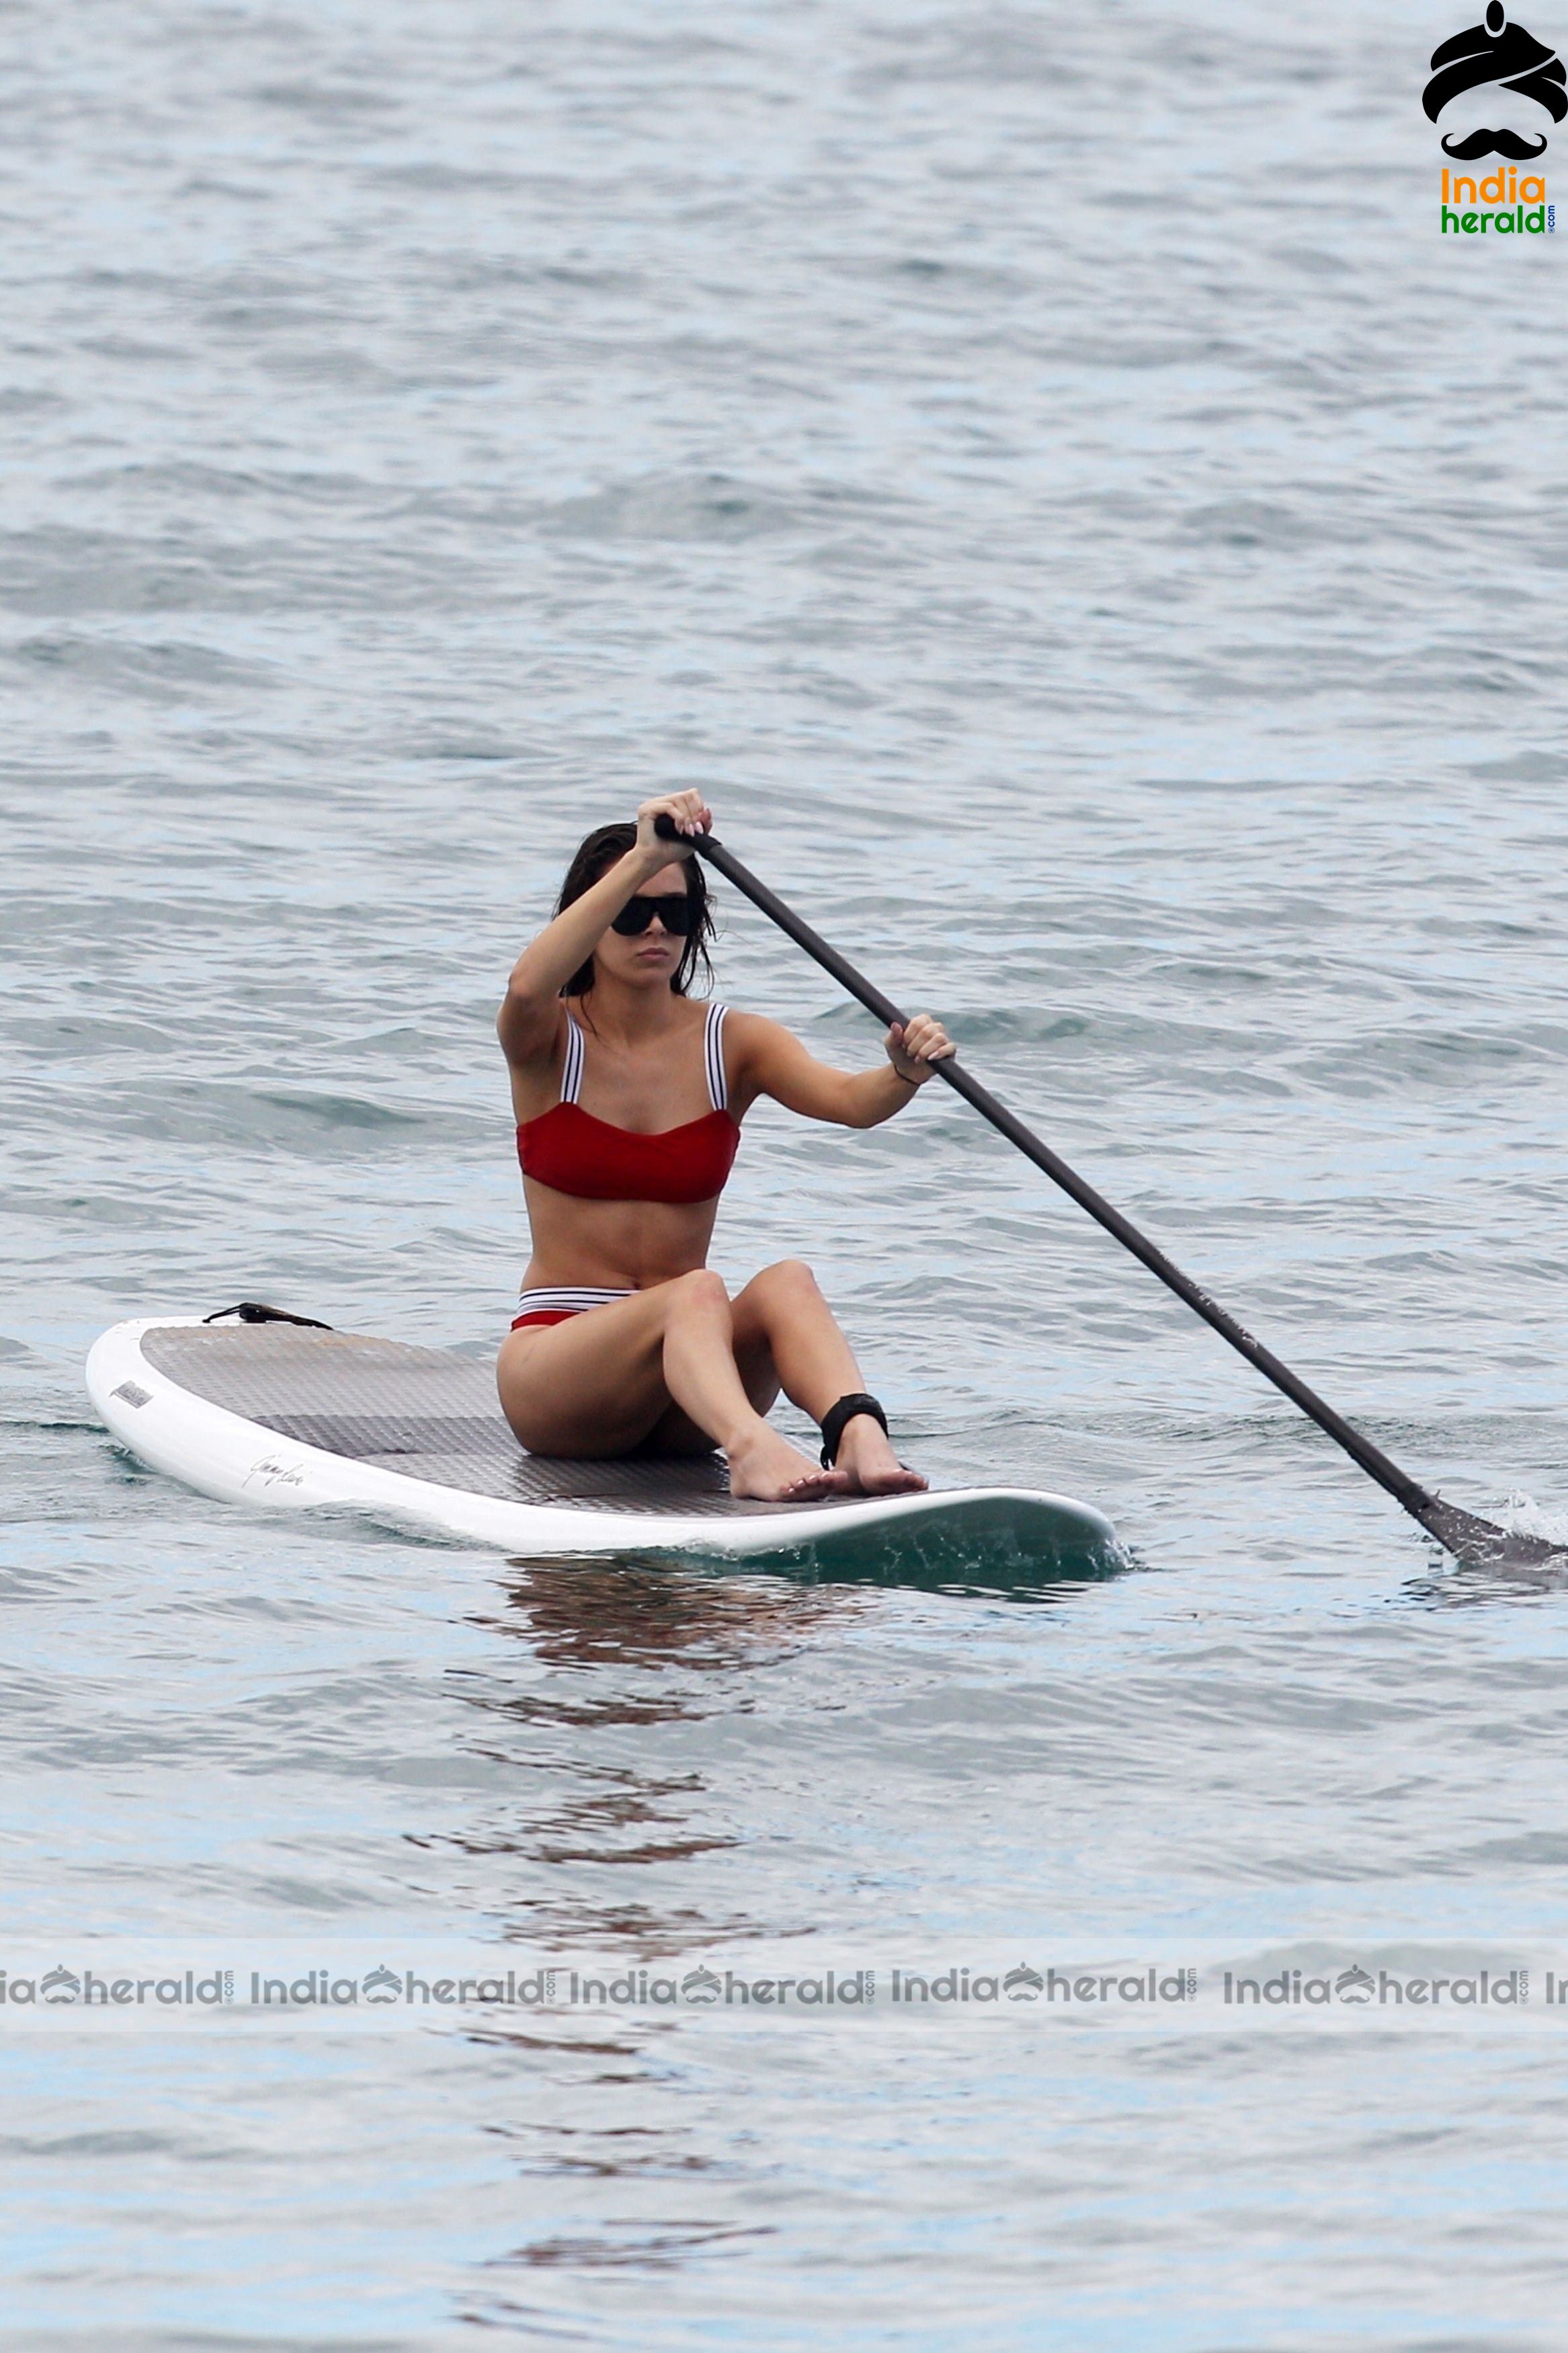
141,1324,881,1518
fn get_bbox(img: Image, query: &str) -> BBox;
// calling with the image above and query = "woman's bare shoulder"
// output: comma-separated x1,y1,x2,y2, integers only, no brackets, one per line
716,1005,788,1044
716,1004,776,1056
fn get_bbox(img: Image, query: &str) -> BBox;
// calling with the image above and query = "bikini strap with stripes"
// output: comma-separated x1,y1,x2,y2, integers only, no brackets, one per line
562,1003,726,1110
559,1012,585,1105
704,1002,729,1113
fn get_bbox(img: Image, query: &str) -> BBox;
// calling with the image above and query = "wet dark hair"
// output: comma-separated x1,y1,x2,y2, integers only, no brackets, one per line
554,821,716,998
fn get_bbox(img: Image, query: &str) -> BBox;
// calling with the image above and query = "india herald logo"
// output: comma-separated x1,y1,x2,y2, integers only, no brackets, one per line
1423,3,1566,156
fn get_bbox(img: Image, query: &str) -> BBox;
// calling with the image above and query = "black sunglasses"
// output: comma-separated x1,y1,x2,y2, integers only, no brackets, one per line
610,892,696,938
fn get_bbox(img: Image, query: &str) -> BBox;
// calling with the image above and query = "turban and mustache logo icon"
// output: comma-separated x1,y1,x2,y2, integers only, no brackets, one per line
1423,3,1567,156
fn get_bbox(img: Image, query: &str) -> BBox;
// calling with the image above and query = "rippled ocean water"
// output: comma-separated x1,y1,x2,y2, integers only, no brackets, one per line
5,0,1568,2344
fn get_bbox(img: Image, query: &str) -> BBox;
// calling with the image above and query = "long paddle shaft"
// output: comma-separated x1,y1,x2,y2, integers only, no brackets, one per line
657,817,1552,1565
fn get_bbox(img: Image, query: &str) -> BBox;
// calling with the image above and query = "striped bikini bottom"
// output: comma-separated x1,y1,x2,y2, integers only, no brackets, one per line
510,1285,633,1333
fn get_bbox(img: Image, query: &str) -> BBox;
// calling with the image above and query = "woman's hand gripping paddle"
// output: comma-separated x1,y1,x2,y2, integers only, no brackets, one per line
655,815,1563,1569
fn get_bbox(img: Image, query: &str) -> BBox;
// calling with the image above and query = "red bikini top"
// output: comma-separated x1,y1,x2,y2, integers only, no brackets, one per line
516,1003,741,1205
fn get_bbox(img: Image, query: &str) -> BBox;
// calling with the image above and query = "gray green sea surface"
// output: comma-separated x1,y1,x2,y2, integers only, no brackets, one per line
4,0,1567,2345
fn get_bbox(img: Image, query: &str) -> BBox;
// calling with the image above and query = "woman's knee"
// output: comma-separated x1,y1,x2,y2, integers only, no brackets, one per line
753,1257,822,1304
665,1267,731,1317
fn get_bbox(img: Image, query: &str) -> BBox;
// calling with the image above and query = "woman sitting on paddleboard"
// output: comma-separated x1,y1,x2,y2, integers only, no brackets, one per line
497,789,955,1502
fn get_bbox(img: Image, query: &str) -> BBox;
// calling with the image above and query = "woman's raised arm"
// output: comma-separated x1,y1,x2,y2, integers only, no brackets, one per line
497,791,710,1064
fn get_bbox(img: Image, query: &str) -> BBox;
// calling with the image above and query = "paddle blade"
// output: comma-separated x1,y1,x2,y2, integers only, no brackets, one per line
1413,1494,1567,1569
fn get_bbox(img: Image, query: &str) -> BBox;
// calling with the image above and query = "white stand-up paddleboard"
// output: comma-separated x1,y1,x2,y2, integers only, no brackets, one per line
86,1313,1120,1577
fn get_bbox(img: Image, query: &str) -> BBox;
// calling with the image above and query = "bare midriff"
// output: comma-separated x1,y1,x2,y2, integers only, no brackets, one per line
518,1176,722,1295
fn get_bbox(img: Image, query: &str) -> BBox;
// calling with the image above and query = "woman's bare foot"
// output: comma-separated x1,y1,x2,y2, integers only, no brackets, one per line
834,1414,927,1496
726,1424,852,1503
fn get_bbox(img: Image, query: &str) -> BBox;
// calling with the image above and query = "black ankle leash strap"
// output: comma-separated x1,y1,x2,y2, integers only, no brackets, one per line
819,1392,888,1467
